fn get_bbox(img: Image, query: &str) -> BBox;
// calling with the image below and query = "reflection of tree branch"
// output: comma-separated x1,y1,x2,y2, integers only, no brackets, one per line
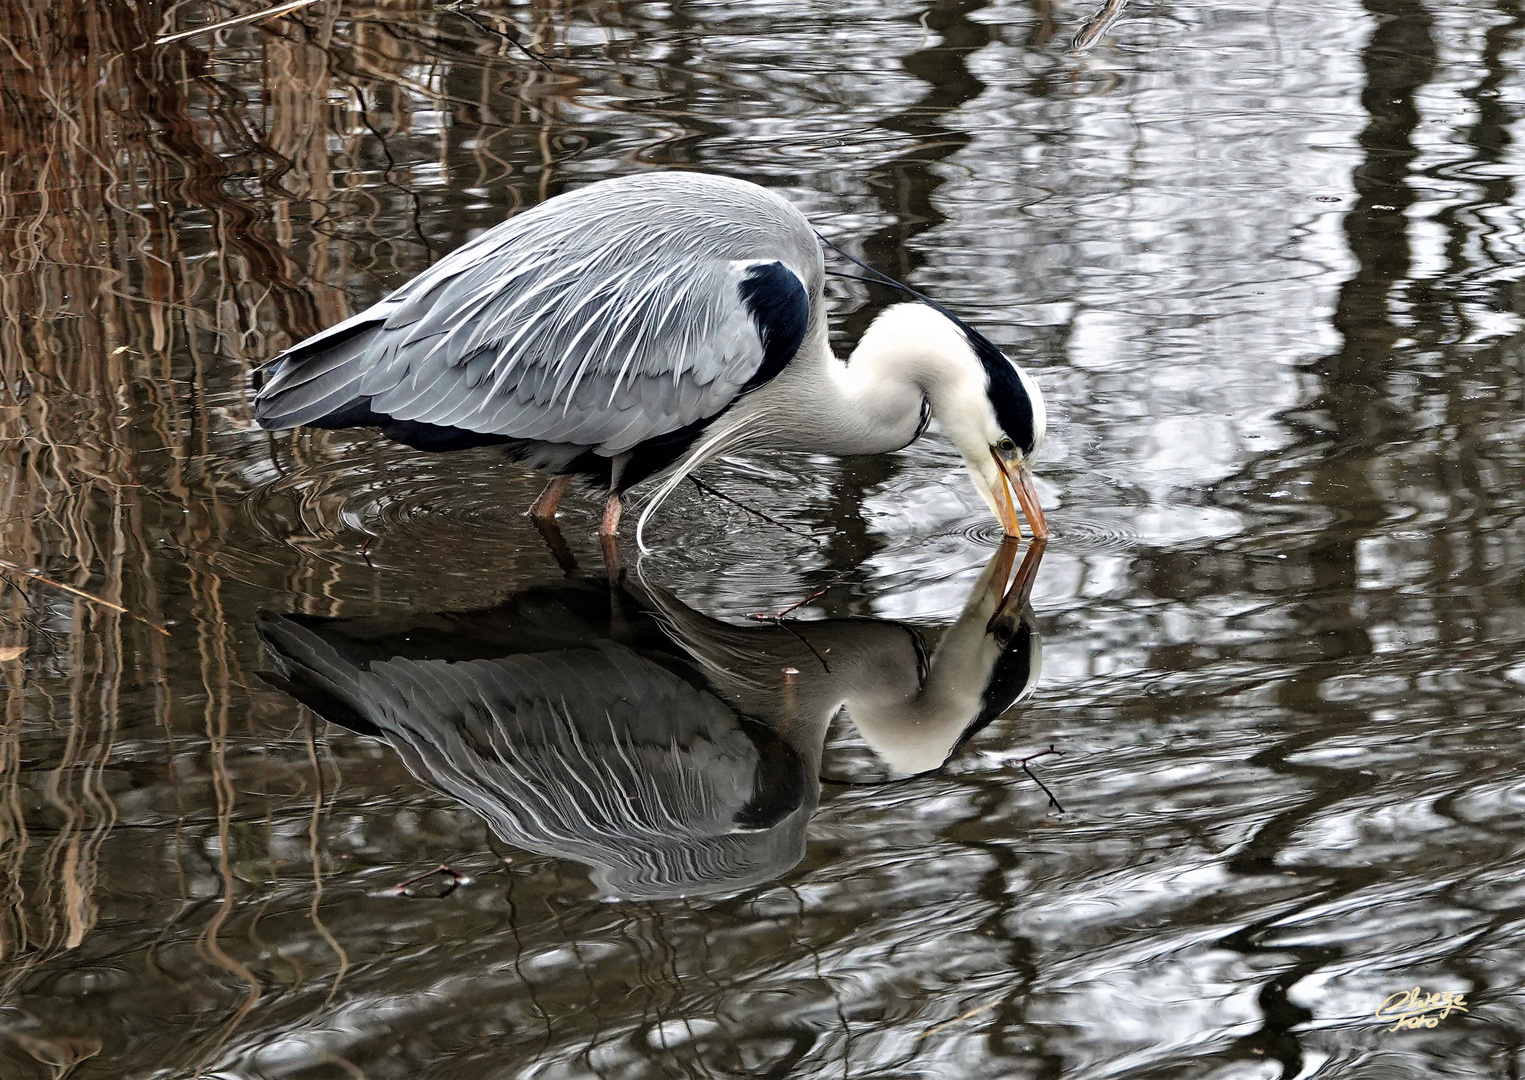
823,0,994,576
144,41,326,340
1215,14,1438,1075
344,80,435,261
1071,0,1128,52
446,0,554,72
1325,0,1436,381
151,0,326,47
1419,0,1524,347
305,717,349,1012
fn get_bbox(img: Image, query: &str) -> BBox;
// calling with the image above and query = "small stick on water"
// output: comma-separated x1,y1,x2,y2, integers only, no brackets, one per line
392,864,465,898
689,476,823,546
151,0,326,46
918,998,1003,1040
750,578,847,673
0,559,170,636
756,584,832,622
775,618,831,674
1019,745,1065,812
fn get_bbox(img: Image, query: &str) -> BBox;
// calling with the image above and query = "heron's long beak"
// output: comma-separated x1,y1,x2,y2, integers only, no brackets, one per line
989,449,1050,540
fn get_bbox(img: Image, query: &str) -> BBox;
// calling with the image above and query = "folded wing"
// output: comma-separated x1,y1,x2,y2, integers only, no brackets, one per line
253,173,818,459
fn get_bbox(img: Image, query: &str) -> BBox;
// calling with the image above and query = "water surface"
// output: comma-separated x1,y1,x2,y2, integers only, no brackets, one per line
2,0,1524,1077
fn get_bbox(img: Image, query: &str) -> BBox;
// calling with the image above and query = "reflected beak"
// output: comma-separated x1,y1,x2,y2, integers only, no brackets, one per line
999,537,1045,615
989,536,1046,632
979,538,1019,605
989,449,1050,540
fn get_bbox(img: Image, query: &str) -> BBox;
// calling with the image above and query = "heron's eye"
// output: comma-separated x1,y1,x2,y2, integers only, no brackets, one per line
997,437,1016,454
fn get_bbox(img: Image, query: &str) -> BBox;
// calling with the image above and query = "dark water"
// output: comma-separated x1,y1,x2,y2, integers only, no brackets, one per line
3,0,1524,1076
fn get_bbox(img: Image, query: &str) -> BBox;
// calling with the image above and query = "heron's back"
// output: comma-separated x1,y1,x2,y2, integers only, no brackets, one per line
251,172,823,490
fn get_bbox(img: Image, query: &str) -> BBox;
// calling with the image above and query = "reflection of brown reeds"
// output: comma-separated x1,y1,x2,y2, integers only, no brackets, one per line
0,0,168,1004
0,0,348,1022
0,0,582,1065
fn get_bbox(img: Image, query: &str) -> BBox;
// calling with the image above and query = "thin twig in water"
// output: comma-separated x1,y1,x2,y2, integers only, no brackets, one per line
152,0,326,46
762,585,832,622
749,578,845,673
1019,745,1065,812
392,864,466,898
775,619,831,674
918,999,1002,1040
0,559,170,636
689,476,823,546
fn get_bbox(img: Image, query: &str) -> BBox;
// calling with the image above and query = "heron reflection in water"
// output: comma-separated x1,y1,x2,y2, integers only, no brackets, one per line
258,542,1045,901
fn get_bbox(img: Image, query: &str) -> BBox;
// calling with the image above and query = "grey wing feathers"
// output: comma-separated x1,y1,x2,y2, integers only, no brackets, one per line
258,612,806,898
254,173,822,456
365,648,762,838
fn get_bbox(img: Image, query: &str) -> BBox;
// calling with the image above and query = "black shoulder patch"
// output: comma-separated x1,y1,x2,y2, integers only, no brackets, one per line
737,262,809,393
962,324,1037,455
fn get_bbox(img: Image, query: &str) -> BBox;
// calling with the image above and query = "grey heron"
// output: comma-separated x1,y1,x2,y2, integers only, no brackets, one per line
252,172,1049,549
257,541,1045,900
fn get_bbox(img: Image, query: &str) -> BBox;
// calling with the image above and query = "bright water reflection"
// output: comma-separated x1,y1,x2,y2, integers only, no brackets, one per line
2,0,1525,1077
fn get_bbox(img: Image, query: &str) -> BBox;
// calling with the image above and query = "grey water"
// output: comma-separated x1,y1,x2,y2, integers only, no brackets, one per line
2,1,1524,1077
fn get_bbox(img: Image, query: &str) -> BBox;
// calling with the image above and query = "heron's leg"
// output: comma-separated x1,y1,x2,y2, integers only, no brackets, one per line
599,493,623,579
529,475,572,520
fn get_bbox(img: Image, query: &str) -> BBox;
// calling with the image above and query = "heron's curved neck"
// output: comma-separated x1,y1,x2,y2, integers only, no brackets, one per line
764,303,987,456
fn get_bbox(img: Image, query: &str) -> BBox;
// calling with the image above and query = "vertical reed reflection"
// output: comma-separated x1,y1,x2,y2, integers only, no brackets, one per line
1220,3,1438,1074
0,0,162,999
0,1,578,1069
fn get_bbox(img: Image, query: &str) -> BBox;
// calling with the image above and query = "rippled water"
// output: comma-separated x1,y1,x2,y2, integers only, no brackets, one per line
3,0,1524,1076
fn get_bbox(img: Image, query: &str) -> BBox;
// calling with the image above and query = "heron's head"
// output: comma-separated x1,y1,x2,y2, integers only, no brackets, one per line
862,303,1048,539
960,322,1048,540
845,539,1046,776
